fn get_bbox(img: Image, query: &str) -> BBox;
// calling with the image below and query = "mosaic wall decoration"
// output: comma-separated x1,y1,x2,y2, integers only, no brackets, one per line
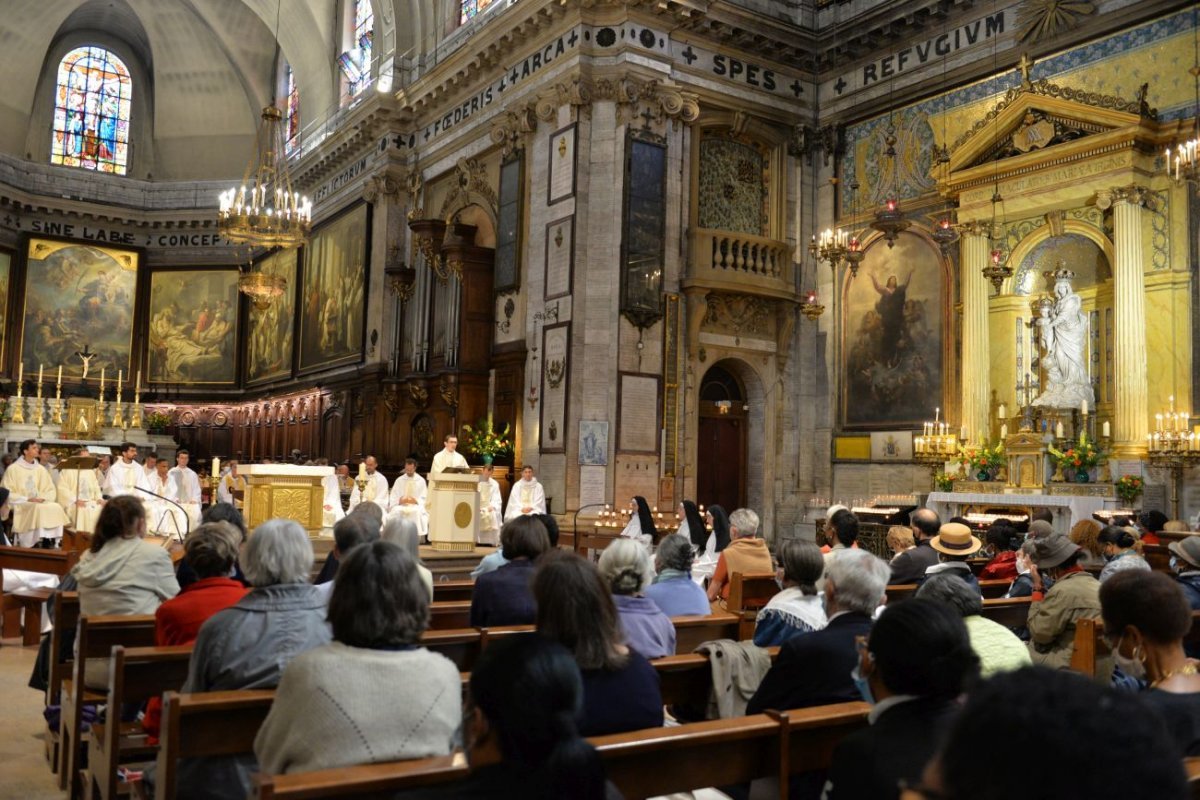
697,138,766,235
1014,233,1109,295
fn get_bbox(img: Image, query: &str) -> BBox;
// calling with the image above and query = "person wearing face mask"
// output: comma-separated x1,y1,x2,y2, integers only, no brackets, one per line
1100,570,1200,756
1167,535,1200,611
1026,533,1108,678
822,599,979,800
1097,525,1150,583
1004,539,1049,599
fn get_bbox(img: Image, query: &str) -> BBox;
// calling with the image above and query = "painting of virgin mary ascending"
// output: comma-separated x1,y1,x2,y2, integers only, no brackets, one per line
841,232,944,428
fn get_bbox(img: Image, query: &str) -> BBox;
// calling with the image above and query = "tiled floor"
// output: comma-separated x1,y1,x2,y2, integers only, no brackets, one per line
0,642,62,800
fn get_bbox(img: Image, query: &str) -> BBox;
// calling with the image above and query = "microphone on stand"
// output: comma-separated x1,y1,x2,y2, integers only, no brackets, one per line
135,486,190,544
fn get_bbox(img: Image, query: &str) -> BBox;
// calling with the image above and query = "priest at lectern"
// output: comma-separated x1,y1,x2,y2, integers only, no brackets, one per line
430,434,469,475
1,439,68,547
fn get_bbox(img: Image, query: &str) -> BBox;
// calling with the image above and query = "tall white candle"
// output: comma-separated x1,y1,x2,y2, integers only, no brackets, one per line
1055,421,1064,439
212,457,220,478
1102,421,1110,438
1081,399,1087,416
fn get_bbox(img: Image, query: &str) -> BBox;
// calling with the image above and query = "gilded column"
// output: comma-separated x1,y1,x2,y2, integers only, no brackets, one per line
1103,185,1153,456
960,222,991,443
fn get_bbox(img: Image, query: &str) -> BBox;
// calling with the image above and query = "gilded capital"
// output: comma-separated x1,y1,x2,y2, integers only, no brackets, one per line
1102,184,1157,211
958,220,992,238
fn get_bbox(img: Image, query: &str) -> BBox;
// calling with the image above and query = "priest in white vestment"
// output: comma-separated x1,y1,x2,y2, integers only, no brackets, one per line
430,435,470,476
104,444,150,498
1,440,68,546
348,456,389,513
477,464,503,546
388,459,429,541
168,450,203,531
504,466,547,522
147,460,188,538
217,459,246,507
57,448,104,534
321,472,346,529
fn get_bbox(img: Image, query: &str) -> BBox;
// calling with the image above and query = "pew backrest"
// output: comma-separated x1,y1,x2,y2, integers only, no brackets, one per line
420,628,482,672
431,579,474,603
1068,618,1105,677
1144,543,1172,572
0,544,79,575
158,690,276,800
673,613,741,654
727,572,779,614
980,596,1033,629
47,591,81,706
427,601,471,631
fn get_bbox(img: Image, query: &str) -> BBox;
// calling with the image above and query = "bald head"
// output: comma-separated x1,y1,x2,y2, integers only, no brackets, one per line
911,508,941,540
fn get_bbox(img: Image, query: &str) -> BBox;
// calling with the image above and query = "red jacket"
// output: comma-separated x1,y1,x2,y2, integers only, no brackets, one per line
979,550,1019,581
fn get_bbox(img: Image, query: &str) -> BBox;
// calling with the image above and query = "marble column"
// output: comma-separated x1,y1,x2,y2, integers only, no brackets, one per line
960,222,991,443
1104,185,1153,457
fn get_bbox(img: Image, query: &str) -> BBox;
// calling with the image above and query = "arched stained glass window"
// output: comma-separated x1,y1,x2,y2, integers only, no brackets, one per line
461,0,502,25
338,0,373,96
285,66,300,154
50,46,132,175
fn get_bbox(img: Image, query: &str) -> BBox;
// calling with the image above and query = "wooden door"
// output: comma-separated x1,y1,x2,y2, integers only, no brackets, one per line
697,415,745,511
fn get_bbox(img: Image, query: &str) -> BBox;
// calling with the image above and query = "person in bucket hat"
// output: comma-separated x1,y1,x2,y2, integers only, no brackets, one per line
1026,533,1107,676
1167,535,1200,611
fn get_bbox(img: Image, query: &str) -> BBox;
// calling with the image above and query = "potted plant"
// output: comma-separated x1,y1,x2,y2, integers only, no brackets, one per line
957,442,1005,482
1048,438,1104,483
460,417,513,466
1115,475,1144,507
933,471,957,492
145,411,173,435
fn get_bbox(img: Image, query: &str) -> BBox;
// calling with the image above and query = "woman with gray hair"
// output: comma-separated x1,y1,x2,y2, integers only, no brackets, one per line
916,572,1031,677
178,519,332,800
598,538,676,659
644,534,711,616
381,516,434,600
255,541,460,776
753,539,827,647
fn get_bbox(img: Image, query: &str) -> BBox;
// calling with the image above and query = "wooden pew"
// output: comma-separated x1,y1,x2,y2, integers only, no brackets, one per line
431,579,474,603
251,702,871,800
673,613,741,653
427,601,472,630
85,645,192,800
1144,543,1173,572
60,614,157,797
980,596,1032,629
885,583,919,603
1068,618,1105,678
45,591,81,773
727,572,780,640
0,545,79,644
979,578,1011,599
155,690,276,800
1186,755,1200,800
574,528,621,559
653,645,781,709
420,628,483,672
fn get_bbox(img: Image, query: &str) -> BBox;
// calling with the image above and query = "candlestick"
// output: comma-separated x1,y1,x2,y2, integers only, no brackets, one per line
998,404,1006,420
17,360,23,384
1081,398,1088,416
1055,421,1064,439
38,363,43,385
52,379,63,425
135,370,140,395
934,407,940,423
1000,423,1008,439
100,367,105,397
358,462,367,478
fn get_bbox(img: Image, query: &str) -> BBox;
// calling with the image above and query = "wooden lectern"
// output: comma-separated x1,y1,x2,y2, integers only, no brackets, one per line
429,471,481,552
240,465,333,537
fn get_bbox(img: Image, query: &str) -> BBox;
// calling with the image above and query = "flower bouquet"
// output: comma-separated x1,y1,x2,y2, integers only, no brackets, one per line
1048,439,1104,483
1115,475,1144,506
958,442,1005,481
933,471,957,492
144,411,172,434
460,418,513,465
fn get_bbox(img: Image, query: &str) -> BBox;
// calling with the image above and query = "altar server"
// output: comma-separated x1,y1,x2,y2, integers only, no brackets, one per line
169,449,204,530
504,465,546,522
147,459,188,537
217,459,246,508
348,455,389,513
388,458,428,540
103,443,150,498
1,440,68,546
477,464,503,546
57,447,104,534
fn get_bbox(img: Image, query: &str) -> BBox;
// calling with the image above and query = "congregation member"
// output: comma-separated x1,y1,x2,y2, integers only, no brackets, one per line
469,516,548,627
533,550,664,736
644,533,711,617
174,503,249,590
179,519,331,800
396,636,614,800
430,433,469,474
1069,518,1105,569
822,599,980,800
504,465,546,521
1098,525,1151,582
1,439,68,547
348,455,389,513
598,538,675,659
619,495,659,548
216,458,245,507
104,442,151,498
885,525,914,563
388,458,429,540
823,508,860,563
255,541,460,775
334,462,355,492
1005,539,1039,598
56,446,103,534
1138,509,1169,546
914,667,1188,799
72,495,179,688
748,549,890,714
169,449,204,530
316,513,380,602
1026,533,1107,676
818,504,847,554
477,463,503,545
677,499,707,552
916,573,1031,676
889,508,940,584
706,507,773,605
1168,535,1200,609
921,522,982,590
1101,570,1200,756
753,539,827,647
381,516,434,599
978,522,1020,580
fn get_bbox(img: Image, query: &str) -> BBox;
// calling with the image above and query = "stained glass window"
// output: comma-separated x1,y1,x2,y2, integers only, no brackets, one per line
339,0,373,96
461,0,502,25
50,46,132,175
285,66,300,155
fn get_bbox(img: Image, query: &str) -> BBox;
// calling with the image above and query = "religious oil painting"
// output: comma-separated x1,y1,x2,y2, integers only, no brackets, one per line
841,231,944,429
0,250,10,364
148,269,239,385
246,249,297,384
299,203,369,372
21,238,139,379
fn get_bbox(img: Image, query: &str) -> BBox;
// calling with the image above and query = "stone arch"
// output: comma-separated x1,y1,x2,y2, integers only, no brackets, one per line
1004,220,1114,295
